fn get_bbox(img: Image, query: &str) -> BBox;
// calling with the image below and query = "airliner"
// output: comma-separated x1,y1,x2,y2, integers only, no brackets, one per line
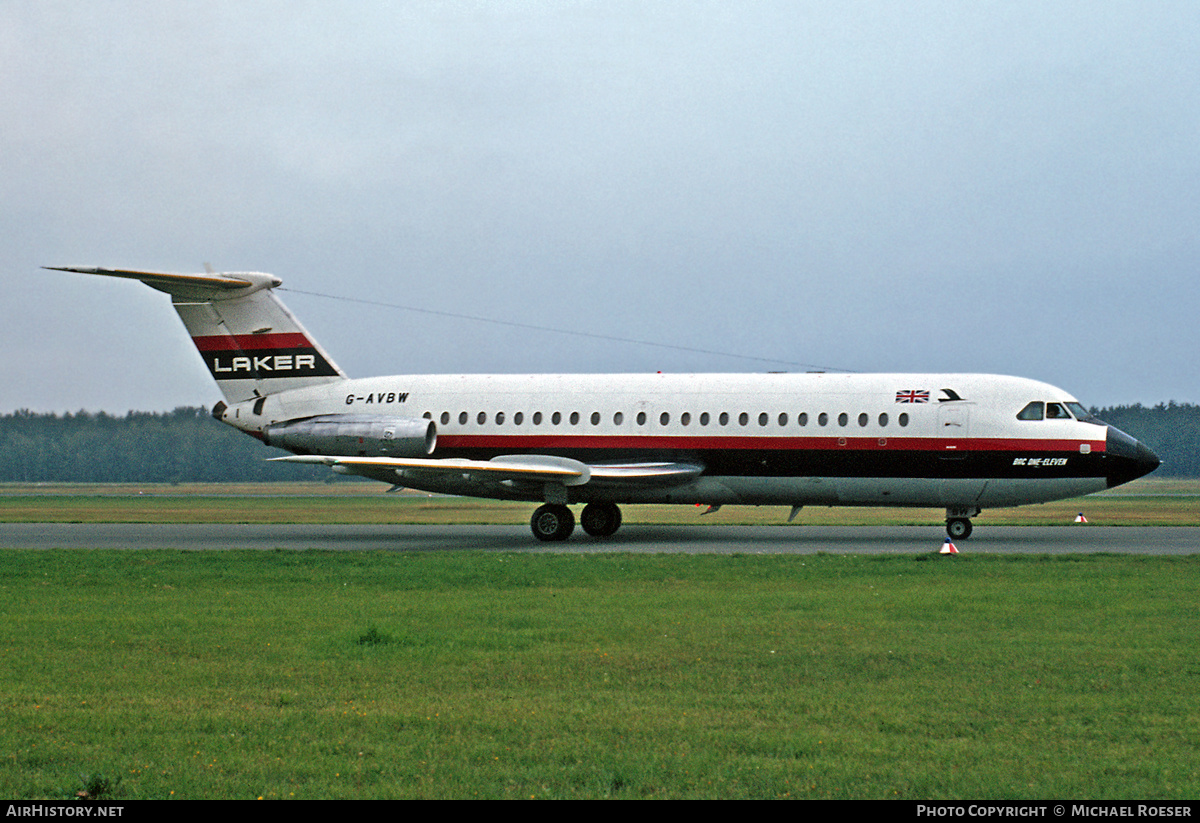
47,266,1160,541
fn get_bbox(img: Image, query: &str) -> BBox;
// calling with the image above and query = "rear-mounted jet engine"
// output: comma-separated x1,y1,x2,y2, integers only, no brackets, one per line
264,415,436,458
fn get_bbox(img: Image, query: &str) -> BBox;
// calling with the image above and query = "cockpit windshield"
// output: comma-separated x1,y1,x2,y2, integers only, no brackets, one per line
1065,402,1098,422
1016,401,1099,423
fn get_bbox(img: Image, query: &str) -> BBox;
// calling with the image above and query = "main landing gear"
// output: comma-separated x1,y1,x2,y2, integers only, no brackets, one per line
530,502,623,542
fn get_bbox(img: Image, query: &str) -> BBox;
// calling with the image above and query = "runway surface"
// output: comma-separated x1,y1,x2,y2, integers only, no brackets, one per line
1,523,1197,554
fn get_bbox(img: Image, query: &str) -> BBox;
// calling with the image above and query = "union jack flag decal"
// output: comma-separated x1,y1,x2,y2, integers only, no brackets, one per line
895,389,930,403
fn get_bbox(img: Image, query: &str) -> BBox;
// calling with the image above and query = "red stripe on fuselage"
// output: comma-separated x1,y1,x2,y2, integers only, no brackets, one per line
192,333,313,352
434,434,1106,453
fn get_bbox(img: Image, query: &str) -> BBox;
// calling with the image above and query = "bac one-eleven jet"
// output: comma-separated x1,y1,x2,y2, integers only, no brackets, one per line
47,266,1160,542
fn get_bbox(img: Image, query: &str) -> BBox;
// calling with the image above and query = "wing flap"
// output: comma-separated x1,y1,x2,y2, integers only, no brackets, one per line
273,453,592,485
273,454,703,488
587,462,705,485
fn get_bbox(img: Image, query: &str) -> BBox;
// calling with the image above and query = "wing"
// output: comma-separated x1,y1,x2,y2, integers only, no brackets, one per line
273,453,703,490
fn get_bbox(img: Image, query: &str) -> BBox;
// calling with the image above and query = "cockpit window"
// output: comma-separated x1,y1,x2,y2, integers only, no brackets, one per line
1065,402,1097,422
1017,401,1044,421
1018,401,1089,422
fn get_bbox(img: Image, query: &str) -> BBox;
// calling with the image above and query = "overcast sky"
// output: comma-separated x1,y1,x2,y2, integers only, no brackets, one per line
5,1,1197,413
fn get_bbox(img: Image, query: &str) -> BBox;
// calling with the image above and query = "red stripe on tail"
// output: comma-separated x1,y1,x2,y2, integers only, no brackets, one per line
192,333,314,352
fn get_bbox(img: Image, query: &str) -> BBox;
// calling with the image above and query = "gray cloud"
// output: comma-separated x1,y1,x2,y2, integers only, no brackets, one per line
5,1,1197,412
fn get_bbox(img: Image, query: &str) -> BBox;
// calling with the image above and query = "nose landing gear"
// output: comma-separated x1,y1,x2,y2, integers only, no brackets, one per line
946,517,973,540
945,507,980,540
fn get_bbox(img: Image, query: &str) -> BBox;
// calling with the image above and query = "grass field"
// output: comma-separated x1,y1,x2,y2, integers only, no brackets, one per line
2,480,1196,799
2,549,1199,799
0,477,1197,526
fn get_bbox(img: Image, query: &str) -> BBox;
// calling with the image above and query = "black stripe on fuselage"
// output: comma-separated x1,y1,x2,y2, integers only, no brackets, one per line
433,440,1105,480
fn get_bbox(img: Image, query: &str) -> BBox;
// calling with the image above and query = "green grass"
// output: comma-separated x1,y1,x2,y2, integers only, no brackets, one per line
0,478,1196,525
2,550,1198,799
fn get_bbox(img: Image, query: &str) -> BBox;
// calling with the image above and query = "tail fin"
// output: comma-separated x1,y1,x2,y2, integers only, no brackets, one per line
45,266,347,404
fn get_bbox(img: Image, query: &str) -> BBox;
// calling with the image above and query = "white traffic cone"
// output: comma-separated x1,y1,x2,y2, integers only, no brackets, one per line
940,538,959,555
1074,512,1088,523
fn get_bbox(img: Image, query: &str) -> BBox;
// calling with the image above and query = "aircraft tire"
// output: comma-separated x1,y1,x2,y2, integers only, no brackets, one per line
531,504,575,542
580,502,622,537
946,517,973,540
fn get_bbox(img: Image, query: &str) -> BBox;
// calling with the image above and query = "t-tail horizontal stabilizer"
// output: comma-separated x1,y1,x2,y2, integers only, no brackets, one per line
43,266,279,300
45,266,347,404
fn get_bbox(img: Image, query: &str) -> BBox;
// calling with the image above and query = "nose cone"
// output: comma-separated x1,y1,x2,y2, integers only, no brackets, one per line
1105,425,1161,488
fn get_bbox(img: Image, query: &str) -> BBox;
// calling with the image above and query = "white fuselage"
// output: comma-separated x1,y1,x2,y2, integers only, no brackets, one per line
221,371,1119,510
52,266,1161,540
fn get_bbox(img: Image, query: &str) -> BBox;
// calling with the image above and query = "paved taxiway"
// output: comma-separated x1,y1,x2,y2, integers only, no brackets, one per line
0,524,1196,553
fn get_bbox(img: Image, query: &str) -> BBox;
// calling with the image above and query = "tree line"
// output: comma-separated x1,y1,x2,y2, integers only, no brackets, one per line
1088,402,1200,477
0,407,322,483
0,403,1195,482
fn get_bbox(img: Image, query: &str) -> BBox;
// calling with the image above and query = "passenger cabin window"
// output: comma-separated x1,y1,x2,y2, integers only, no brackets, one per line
1017,402,1044,421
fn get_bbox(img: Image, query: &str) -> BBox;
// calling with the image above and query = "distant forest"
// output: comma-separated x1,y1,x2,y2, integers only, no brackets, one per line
0,403,1196,482
1086,402,1200,477
0,407,323,483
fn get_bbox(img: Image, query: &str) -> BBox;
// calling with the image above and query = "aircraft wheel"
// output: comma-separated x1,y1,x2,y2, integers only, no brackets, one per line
531,504,575,542
946,517,973,540
581,502,622,537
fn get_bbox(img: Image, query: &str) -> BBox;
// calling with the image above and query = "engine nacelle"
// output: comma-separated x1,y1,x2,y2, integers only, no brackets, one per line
264,415,436,457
